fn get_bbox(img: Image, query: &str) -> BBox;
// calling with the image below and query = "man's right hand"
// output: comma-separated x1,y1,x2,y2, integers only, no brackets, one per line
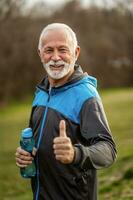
15,147,36,168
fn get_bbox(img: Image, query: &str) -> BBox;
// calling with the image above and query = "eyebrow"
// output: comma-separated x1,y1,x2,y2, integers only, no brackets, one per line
44,45,70,50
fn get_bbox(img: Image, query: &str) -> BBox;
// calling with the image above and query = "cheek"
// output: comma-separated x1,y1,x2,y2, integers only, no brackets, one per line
60,54,73,64
40,53,50,63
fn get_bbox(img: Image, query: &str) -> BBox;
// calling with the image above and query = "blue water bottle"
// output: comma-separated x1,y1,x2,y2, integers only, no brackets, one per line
20,128,36,178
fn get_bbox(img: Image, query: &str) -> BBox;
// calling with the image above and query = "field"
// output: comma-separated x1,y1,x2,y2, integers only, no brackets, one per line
0,88,133,200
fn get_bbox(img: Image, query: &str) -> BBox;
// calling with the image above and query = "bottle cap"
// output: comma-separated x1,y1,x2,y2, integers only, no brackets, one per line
21,128,33,138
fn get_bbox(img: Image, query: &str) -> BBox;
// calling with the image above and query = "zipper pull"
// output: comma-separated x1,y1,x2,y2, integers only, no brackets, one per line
48,86,52,101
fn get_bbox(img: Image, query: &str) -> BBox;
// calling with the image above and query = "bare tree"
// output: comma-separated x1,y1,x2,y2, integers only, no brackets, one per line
0,0,26,19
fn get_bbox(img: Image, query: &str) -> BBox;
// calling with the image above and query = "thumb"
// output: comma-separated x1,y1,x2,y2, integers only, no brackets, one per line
59,120,67,137
32,147,37,157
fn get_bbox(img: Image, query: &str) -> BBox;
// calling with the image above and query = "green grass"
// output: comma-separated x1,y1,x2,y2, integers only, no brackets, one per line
99,88,133,200
0,102,32,200
0,88,133,200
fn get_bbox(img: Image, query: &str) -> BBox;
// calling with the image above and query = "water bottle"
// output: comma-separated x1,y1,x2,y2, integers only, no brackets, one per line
20,128,36,178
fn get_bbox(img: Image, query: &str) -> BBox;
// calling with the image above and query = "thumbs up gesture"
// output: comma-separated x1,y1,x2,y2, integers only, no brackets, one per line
53,120,75,164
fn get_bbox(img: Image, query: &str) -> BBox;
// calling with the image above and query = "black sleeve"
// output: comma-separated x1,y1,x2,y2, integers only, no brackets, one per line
73,97,117,170
28,107,35,128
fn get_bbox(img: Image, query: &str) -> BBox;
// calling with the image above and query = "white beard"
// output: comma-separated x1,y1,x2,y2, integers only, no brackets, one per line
43,60,75,80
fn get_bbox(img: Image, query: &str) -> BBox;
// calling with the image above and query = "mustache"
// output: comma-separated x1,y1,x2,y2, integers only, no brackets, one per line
45,60,68,67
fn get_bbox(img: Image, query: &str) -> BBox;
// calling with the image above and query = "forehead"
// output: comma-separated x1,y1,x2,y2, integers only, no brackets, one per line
41,29,72,48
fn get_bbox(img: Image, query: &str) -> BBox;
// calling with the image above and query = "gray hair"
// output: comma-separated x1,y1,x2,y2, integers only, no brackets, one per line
38,23,78,51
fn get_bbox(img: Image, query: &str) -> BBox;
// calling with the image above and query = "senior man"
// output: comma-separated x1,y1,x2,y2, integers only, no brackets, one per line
15,23,117,200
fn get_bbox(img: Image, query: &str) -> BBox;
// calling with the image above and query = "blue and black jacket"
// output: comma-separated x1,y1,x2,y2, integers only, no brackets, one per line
30,65,117,200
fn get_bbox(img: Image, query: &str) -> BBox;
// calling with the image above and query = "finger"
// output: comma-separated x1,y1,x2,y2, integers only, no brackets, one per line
55,155,68,164
16,147,31,156
54,149,69,155
16,162,28,168
16,157,32,166
55,154,64,161
59,120,67,137
53,143,71,150
53,137,70,144
15,153,33,161
16,159,31,168
32,147,37,157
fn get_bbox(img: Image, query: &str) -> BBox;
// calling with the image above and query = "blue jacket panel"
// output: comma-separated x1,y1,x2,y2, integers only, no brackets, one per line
32,76,100,124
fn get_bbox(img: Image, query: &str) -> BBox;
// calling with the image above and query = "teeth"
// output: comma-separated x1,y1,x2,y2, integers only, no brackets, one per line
50,65,63,68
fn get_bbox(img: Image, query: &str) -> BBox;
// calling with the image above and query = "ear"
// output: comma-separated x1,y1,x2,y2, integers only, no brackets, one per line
75,46,80,61
38,49,43,63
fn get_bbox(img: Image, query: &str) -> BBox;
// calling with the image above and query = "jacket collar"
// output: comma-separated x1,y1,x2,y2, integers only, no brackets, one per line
37,64,87,92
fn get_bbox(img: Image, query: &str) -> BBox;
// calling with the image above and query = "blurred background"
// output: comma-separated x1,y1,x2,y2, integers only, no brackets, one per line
0,0,133,199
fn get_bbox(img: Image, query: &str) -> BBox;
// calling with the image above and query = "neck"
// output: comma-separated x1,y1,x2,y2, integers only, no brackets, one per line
48,69,74,87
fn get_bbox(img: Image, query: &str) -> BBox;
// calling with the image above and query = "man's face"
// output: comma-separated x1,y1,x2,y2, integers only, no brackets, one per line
38,29,80,80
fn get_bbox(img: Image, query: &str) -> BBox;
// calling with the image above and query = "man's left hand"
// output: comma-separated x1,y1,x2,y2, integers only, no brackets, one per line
53,120,75,164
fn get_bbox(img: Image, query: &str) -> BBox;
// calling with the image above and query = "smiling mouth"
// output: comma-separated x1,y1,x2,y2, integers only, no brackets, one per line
50,65,64,70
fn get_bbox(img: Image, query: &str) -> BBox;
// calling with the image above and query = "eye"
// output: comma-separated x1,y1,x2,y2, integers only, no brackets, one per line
44,49,53,53
59,48,68,53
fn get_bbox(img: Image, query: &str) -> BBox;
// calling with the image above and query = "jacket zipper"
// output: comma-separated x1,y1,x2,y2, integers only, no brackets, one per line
35,87,51,200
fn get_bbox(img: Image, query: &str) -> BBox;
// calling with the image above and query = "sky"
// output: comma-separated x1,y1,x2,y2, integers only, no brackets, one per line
27,0,70,7
27,0,116,9
25,0,133,16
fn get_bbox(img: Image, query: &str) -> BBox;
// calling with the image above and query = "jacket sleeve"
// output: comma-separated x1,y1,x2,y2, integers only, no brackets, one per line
73,97,117,170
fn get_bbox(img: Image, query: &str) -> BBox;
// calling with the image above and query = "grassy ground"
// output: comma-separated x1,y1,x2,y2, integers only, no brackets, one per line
99,88,133,200
0,102,32,200
0,88,133,200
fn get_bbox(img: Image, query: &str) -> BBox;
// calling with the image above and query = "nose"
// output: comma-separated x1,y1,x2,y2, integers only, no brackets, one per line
51,50,60,62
